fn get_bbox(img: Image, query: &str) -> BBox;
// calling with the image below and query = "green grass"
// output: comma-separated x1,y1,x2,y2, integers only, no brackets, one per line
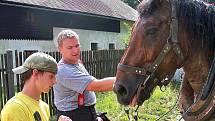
95,82,181,121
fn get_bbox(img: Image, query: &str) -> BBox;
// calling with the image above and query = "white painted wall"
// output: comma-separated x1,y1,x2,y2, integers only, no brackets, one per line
53,20,133,51
0,20,134,53
0,39,56,54
54,27,117,50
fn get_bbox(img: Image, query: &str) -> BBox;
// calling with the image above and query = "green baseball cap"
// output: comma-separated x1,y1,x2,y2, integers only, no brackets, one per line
12,52,57,74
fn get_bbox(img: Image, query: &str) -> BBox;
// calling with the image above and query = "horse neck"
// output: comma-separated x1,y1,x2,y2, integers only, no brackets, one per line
182,50,211,88
177,0,214,73
178,0,215,63
178,23,213,78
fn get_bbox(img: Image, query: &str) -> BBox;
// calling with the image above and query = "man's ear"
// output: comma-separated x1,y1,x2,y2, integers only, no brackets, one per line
32,69,39,77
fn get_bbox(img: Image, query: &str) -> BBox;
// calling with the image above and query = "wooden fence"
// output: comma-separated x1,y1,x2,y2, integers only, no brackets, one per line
0,49,124,116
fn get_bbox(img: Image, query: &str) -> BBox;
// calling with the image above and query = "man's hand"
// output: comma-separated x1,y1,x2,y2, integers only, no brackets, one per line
58,115,72,121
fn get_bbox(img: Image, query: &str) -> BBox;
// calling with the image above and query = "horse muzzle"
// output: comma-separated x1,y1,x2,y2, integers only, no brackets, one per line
113,81,130,105
113,74,147,105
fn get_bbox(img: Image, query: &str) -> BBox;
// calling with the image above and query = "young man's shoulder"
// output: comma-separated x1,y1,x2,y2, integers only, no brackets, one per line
1,96,29,121
1,93,50,121
57,62,81,74
39,100,49,108
2,94,30,111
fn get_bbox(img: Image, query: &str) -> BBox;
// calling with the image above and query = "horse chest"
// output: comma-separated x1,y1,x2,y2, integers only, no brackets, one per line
184,64,209,93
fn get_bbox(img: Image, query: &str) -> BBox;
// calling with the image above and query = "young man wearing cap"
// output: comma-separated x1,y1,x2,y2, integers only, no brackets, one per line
0,52,72,121
54,29,115,121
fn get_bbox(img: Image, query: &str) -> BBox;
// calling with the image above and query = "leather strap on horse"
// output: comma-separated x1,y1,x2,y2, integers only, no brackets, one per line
201,56,215,100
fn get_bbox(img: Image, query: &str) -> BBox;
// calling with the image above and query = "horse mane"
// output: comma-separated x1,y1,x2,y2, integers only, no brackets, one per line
137,0,159,17
178,0,215,56
137,0,215,58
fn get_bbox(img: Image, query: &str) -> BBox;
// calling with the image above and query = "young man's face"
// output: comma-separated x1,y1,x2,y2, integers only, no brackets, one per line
36,71,57,93
58,37,80,64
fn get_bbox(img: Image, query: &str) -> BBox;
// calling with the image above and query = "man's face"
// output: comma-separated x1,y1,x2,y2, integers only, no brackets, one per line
58,37,80,64
36,71,56,93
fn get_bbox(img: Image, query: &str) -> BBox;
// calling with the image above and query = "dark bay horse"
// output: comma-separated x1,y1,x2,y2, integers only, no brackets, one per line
113,0,215,120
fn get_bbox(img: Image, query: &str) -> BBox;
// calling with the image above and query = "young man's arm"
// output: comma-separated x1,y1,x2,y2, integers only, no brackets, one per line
86,77,116,92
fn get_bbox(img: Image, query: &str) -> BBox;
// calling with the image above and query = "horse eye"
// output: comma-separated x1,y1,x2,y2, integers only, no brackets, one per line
145,27,158,36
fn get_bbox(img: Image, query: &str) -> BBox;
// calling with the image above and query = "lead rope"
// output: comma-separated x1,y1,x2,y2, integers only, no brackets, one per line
123,80,181,121
124,107,130,120
124,107,131,120
124,106,140,121
133,106,139,121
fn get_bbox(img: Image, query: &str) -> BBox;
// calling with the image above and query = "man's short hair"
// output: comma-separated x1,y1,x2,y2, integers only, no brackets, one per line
55,29,79,47
12,52,57,74
20,69,44,83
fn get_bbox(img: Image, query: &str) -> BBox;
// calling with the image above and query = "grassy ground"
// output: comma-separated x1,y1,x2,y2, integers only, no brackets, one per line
95,82,181,121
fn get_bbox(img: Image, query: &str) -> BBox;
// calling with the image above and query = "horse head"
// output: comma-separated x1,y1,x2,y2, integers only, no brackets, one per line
114,0,185,106
114,0,215,120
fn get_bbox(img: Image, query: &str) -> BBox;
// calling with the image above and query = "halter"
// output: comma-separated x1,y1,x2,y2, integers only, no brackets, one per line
118,0,184,120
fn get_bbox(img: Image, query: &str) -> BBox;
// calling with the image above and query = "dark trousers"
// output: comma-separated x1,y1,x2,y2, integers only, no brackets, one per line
57,105,97,121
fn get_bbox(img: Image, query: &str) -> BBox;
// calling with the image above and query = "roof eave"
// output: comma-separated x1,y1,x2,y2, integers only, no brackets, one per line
1,0,135,21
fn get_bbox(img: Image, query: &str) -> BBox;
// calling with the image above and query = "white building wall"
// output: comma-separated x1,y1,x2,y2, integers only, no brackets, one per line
0,20,134,53
53,20,133,51
0,39,57,54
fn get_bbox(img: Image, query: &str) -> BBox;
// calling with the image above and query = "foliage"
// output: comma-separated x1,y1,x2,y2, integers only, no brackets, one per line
50,116,56,121
121,22,132,46
121,0,140,9
208,0,215,2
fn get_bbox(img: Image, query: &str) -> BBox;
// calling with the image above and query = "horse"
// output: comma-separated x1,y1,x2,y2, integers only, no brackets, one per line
113,0,215,120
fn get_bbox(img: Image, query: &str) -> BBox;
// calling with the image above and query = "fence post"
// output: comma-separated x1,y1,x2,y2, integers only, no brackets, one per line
6,50,14,99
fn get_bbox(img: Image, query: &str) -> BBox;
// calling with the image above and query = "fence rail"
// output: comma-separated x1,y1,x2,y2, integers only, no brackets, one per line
0,49,124,116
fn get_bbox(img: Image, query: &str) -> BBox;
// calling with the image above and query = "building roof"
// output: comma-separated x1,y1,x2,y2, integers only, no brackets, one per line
2,0,138,21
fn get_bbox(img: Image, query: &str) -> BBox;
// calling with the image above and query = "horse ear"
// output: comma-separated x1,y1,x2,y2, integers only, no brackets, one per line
151,0,162,7
152,0,169,7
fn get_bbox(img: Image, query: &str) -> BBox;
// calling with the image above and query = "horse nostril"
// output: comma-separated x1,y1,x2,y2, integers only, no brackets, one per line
117,84,127,97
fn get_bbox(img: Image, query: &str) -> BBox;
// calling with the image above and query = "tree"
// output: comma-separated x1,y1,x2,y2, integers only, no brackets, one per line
120,22,132,47
121,0,140,9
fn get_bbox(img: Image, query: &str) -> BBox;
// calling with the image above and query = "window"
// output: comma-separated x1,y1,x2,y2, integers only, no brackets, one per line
91,43,98,51
109,43,115,50
25,12,34,23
